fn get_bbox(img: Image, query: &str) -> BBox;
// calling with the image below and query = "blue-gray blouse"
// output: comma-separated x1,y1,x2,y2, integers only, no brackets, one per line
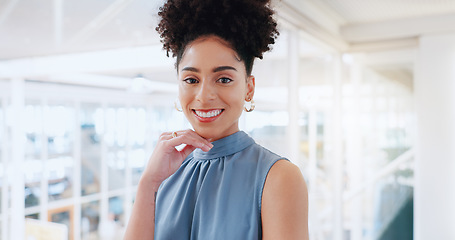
154,131,285,239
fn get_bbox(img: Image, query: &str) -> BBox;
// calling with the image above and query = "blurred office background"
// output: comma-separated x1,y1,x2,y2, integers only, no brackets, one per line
1,0,454,239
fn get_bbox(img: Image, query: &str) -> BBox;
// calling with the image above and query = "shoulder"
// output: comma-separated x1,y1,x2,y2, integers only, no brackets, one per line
261,160,309,240
262,160,307,201
265,159,305,184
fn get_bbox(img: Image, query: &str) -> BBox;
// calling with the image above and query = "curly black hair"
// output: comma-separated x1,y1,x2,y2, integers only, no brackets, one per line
156,0,279,75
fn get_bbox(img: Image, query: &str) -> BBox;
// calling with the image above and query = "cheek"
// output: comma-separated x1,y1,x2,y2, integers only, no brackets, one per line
179,94,193,120
178,85,191,103
224,86,246,109
178,88,192,114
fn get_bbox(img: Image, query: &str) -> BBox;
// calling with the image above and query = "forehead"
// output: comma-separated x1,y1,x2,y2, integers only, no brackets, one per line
179,37,245,72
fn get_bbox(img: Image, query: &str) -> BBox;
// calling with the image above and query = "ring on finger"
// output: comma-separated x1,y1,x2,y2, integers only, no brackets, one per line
172,131,178,138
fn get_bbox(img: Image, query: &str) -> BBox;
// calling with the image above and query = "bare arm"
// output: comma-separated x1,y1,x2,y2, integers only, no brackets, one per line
124,177,160,240
124,130,213,240
262,160,309,240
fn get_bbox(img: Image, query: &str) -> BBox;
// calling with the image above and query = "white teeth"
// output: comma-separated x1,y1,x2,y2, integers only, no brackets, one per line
195,109,222,118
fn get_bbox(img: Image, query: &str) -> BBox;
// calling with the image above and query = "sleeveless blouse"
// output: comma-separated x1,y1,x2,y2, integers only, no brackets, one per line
154,131,286,240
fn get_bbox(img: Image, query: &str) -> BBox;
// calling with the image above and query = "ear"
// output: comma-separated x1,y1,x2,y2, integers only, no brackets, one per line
246,76,255,101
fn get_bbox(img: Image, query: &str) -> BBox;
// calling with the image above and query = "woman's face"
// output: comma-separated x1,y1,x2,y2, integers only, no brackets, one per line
178,36,255,141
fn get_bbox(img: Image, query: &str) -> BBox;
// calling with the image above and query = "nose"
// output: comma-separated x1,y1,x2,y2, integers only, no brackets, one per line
195,80,216,103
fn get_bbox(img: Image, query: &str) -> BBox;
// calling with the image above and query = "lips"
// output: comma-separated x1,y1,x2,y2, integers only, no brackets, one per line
192,109,223,122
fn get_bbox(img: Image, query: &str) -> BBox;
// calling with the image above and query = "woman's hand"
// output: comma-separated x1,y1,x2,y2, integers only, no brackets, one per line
142,129,213,186
125,129,211,240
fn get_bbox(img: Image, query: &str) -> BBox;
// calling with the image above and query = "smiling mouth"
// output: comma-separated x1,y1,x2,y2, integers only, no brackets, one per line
193,109,223,118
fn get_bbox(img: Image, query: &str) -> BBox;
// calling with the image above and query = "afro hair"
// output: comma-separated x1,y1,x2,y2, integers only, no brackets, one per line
156,0,279,75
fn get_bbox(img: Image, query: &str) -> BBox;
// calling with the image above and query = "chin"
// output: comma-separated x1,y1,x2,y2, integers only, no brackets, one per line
194,128,220,141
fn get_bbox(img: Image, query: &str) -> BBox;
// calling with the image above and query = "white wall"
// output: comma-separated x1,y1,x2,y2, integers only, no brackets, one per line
415,32,455,240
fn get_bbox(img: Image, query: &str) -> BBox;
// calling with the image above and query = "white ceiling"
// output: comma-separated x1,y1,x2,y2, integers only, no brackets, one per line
319,0,455,24
2,0,455,59
284,0,455,45
0,0,163,60
1,0,455,90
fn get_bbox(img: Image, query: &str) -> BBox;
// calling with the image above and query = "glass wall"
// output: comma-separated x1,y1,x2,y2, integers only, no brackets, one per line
46,102,75,202
340,66,414,240
297,50,415,240
106,106,127,192
126,107,146,188
24,101,43,209
245,110,290,157
81,200,99,239
49,206,73,240
80,103,102,197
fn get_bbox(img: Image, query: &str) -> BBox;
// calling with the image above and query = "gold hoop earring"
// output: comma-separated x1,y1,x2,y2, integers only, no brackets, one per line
174,99,183,112
244,99,255,112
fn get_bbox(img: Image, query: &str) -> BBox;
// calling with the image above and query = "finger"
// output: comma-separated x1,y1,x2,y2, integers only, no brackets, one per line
171,135,212,152
167,131,213,151
170,129,212,147
179,145,197,158
159,132,174,141
158,131,195,144
182,129,214,147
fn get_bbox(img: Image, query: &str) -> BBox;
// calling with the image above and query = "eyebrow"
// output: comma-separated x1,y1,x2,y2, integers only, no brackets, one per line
181,67,199,73
213,66,237,72
181,66,237,73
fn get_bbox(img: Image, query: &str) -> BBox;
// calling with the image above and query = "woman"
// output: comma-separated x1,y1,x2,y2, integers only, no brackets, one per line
124,0,308,239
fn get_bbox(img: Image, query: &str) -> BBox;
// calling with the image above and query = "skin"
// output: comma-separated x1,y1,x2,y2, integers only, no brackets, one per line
124,35,309,240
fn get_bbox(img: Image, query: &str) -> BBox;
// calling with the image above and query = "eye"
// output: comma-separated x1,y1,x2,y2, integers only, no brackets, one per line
217,77,233,84
183,78,198,84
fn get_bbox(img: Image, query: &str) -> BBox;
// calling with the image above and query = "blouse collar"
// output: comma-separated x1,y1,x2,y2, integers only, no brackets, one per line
193,131,255,160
